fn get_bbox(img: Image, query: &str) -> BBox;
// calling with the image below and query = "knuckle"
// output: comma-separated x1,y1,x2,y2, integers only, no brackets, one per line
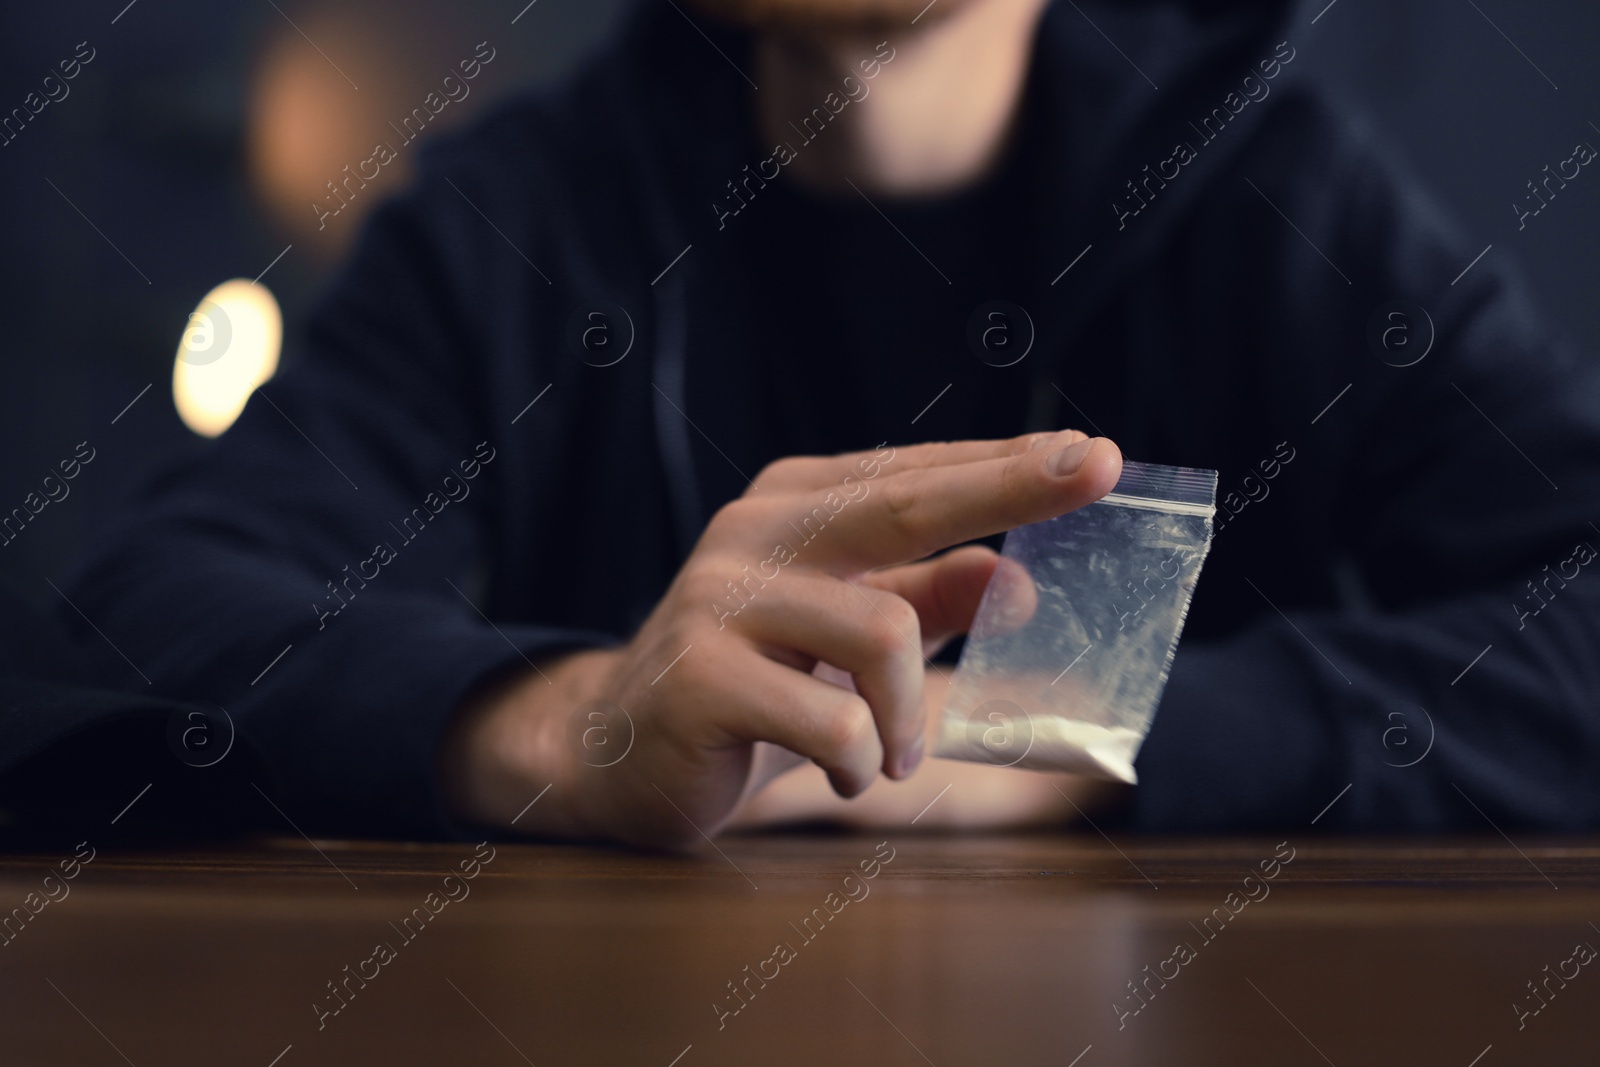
707,496,752,530
1015,431,1052,454
864,594,918,655
879,471,923,535
755,455,804,489
864,617,904,658
879,592,920,636
679,562,734,611
820,695,876,757
998,454,1038,526
703,496,769,546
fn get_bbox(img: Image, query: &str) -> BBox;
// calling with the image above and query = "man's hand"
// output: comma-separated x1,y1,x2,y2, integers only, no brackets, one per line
438,430,1121,847
727,665,1132,831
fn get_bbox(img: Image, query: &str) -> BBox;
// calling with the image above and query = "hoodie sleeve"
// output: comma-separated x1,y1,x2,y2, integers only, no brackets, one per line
1129,96,1600,831
67,156,615,840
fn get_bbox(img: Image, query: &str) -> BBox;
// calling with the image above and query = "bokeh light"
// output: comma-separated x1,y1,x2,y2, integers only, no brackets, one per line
172,279,282,437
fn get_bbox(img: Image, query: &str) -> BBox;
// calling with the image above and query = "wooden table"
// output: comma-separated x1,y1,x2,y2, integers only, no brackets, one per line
1,833,1596,1066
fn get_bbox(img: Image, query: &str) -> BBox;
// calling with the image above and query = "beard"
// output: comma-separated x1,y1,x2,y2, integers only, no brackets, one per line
685,0,973,33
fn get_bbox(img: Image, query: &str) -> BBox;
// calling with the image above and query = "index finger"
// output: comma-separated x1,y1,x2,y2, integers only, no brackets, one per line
794,436,1123,572
752,431,1087,494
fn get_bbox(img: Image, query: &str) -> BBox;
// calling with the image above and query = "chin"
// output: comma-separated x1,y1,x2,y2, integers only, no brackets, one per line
687,0,969,32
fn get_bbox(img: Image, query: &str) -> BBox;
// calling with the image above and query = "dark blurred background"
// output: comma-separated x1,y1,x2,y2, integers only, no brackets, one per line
0,0,1596,614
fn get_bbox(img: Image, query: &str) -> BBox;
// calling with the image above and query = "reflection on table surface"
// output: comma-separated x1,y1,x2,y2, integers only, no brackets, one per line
1,834,1595,1066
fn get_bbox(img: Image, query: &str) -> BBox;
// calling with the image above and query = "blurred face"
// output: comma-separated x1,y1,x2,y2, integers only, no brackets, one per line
689,0,973,31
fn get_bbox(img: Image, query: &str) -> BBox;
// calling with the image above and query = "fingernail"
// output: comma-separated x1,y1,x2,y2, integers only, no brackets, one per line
1028,429,1083,451
900,733,926,777
1047,438,1094,477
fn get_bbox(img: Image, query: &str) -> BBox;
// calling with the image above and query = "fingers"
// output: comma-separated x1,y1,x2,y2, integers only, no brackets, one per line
732,575,926,779
751,432,1081,494
802,434,1123,571
857,545,1005,650
693,650,884,797
972,554,1039,637
863,549,1039,651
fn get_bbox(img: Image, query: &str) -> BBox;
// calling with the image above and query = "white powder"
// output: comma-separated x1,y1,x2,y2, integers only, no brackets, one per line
1022,720,1144,784
937,714,1144,784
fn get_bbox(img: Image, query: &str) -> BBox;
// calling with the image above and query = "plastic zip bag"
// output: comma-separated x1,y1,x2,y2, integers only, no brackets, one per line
935,461,1218,783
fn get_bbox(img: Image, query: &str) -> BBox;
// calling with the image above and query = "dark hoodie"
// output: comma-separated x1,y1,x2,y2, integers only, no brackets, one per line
50,0,1600,838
